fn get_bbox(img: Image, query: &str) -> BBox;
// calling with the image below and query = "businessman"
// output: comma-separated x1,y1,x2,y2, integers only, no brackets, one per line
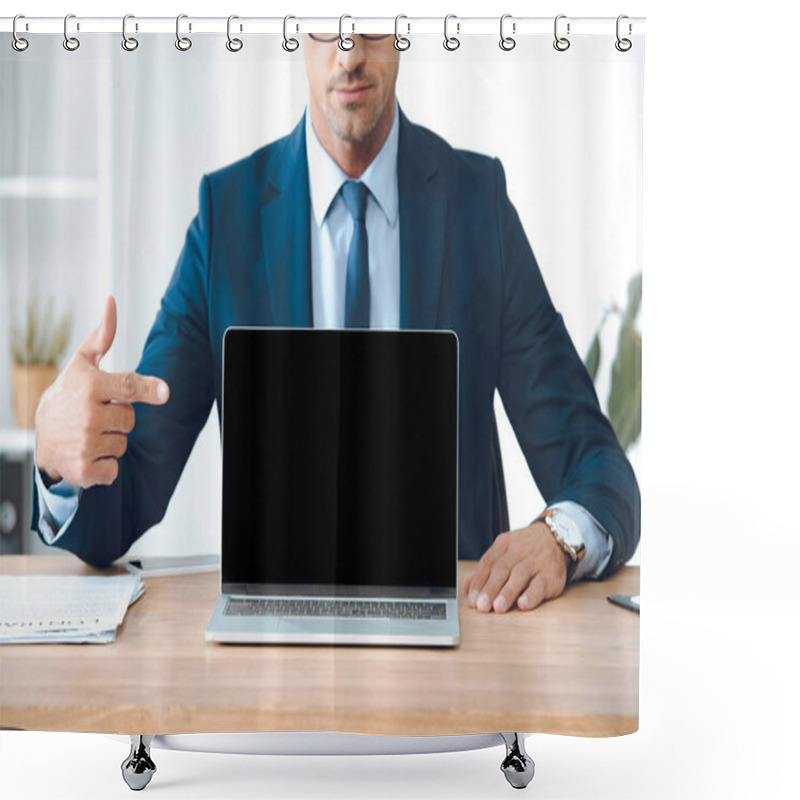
34,33,640,613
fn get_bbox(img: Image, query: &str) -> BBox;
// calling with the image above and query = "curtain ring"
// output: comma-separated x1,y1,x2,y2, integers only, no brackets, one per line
122,14,138,51
394,14,410,51
63,13,80,51
12,15,29,52
553,14,570,52
499,14,516,51
282,15,299,52
615,15,632,52
226,15,243,52
176,14,192,51
443,14,460,51
338,14,354,51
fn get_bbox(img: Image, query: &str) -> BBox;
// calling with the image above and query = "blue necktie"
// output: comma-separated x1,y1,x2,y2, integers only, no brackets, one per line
341,180,370,328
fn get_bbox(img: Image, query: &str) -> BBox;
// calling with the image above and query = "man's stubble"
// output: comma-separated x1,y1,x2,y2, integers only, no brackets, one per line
325,96,386,144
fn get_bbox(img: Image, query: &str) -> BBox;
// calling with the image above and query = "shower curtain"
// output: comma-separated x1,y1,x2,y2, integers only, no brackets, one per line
0,13,643,786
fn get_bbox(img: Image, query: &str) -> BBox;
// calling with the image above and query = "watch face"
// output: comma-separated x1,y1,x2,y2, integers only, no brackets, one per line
552,510,583,548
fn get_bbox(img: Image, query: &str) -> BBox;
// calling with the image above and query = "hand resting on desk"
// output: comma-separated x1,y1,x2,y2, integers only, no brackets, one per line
463,521,571,613
35,295,170,488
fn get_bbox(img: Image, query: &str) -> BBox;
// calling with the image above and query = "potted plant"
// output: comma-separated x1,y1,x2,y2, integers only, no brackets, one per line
9,294,72,429
585,272,642,452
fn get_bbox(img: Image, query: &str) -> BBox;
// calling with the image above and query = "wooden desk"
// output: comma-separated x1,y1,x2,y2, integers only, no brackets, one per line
0,556,638,738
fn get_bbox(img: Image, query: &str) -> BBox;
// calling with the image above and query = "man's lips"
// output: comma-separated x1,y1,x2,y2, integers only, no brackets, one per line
333,84,372,103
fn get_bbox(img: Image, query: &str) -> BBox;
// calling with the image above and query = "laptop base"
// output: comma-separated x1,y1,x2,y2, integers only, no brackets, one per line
205,595,459,647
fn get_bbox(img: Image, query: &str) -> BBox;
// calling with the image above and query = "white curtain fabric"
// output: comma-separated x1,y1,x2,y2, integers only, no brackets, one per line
1,32,642,560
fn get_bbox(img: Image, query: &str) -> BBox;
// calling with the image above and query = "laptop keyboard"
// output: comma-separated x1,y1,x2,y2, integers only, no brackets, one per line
223,598,447,620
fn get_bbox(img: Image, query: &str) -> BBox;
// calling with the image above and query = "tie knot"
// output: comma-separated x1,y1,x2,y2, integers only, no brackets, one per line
341,180,369,223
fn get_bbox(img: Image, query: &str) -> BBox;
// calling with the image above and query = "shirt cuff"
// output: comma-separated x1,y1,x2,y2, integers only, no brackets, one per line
547,500,614,583
34,465,82,545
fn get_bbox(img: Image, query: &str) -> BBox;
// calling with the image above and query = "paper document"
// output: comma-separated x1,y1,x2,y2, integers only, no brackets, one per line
0,574,145,644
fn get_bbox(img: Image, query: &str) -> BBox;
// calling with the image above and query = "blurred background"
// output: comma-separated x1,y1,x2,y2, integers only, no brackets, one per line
1,32,641,563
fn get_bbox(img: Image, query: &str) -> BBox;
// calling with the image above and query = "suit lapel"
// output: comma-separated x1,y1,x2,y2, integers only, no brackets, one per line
261,117,313,326
398,112,447,330
261,111,445,330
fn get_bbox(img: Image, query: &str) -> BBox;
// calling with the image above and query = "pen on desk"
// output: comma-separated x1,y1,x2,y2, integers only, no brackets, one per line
607,594,640,613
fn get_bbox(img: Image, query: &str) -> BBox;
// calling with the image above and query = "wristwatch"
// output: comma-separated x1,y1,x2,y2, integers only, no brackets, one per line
536,508,586,579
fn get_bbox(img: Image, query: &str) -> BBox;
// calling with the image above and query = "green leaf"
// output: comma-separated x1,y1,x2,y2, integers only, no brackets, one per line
624,272,642,327
585,271,642,452
603,271,642,451
7,291,73,366
585,332,601,383
607,317,642,451
613,371,642,451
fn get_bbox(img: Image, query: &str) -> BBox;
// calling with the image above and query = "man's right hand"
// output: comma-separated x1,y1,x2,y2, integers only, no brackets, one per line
35,296,170,488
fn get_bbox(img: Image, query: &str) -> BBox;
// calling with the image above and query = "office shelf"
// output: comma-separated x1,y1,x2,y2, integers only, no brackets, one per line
0,176,99,199
0,428,35,455
1,40,114,430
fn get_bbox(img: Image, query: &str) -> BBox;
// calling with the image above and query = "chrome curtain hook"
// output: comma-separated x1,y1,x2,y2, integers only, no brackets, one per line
338,14,354,51
499,13,516,51
615,14,632,52
553,14,570,52
282,14,299,52
176,14,192,51
226,15,243,52
443,14,460,51
394,14,410,51
12,14,29,52
122,14,139,51
63,13,80,51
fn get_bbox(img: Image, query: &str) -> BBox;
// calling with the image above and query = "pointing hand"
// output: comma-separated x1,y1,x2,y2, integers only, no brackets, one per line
35,296,170,488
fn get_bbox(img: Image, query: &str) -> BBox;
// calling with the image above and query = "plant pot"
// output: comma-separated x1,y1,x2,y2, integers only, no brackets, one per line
11,363,58,430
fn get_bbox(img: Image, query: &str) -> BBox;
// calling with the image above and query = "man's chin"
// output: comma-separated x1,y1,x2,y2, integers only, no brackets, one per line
330,111,378,144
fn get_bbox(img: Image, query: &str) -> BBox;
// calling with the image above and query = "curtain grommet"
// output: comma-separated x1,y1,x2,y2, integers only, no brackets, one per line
121,14,139,51
282,15,299,52
394,15,411,51
226,15,243,52
499,14,516,51
12,14,29,52
63,13,80,51
176,14,192,51
338,14,355,51
553,14,571,52
444,14,460,51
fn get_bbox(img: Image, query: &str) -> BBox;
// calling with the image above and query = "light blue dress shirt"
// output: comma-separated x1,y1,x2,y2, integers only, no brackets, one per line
306,105,401,329
36,104,612,581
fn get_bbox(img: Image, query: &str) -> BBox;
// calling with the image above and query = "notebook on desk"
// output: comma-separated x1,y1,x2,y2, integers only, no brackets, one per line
206,328,460,647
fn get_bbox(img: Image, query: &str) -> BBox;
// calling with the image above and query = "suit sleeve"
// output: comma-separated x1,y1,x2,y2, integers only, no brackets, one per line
31,177,217,568
493,160,640,576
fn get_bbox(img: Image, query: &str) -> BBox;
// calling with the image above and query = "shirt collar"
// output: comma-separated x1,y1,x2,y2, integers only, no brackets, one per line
305,102,400,229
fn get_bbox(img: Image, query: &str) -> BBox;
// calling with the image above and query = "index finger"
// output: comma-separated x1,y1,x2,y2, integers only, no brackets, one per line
463,532,509,598
96,370,170,405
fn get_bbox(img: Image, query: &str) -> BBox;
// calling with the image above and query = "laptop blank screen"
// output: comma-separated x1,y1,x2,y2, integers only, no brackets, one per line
222,329,458,595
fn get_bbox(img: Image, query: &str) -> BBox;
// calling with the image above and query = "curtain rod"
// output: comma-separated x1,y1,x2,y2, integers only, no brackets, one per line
1,16,646,37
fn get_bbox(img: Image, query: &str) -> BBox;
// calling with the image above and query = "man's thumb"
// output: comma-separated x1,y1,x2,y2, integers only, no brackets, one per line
79,296,117,366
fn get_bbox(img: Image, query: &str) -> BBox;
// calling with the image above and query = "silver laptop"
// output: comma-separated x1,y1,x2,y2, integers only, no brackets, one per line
206,328,460,647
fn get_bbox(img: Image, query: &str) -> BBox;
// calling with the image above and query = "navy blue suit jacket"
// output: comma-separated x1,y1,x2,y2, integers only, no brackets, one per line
34,112,640,572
